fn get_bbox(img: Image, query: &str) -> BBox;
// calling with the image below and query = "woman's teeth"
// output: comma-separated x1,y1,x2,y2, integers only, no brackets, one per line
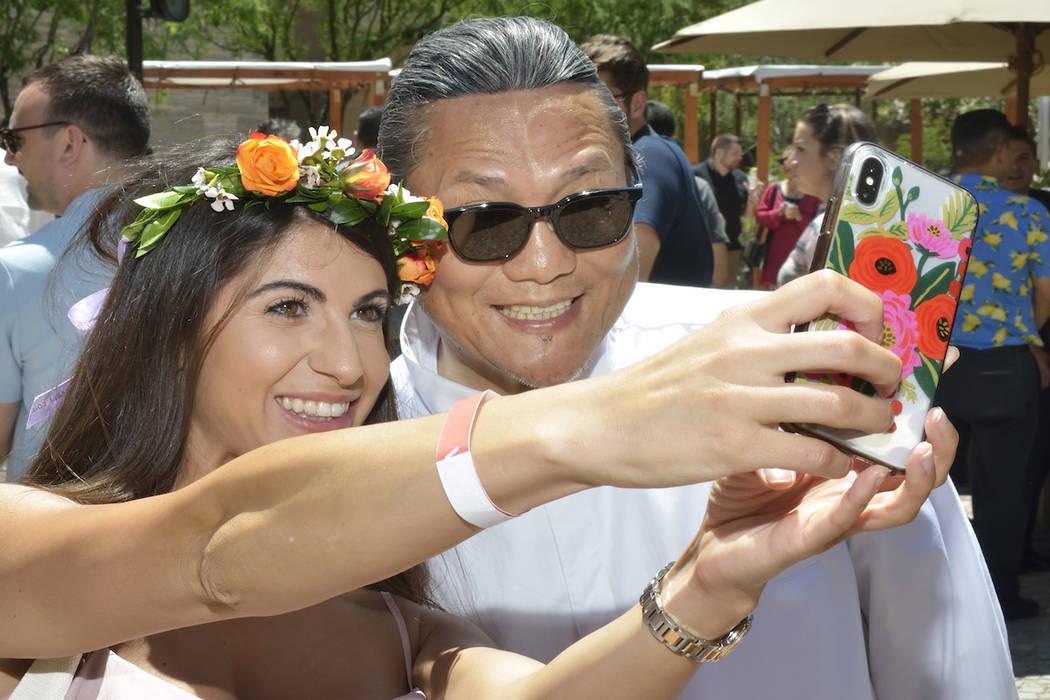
499,300,572,320
277,397,350,420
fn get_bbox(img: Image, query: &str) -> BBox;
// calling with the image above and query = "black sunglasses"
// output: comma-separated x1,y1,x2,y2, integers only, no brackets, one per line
444,183,644,263
0,121,71,154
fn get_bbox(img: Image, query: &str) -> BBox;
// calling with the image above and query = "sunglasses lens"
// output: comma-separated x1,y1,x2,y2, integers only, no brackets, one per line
449,206,529,261
557,193,633,248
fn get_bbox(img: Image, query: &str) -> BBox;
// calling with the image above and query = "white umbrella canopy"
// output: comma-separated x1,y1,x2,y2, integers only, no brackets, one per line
654,0,1049,124
866,62,1050,100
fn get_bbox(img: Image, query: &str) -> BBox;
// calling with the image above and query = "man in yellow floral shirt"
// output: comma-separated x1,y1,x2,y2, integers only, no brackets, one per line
937,108,1050,620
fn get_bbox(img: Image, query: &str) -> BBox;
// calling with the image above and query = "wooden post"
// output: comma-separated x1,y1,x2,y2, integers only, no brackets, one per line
909,99,923,165
1006,97,1020,126
372,78,386,107
684,82,699,164
756,83,771,185
734,91,742,136
329,88,343,134
708,89,717,160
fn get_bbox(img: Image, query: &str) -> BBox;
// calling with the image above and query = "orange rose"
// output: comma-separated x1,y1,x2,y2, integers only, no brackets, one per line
425,196,447,229
236,132,300,196
398,249,436,286
342,149,391,200
848,236,917,296
914,294,956,360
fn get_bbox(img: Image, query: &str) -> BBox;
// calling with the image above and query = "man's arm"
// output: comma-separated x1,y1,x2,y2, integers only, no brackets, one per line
1032,276,1050,331
0,402,17,467
635,223,661,281
710,241,728,288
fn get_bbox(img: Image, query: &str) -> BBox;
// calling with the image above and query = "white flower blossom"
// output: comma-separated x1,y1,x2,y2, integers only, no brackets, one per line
324,137,355,161
309,125,333,142
300,165,322,189
191,168,210,195
395,282,421,305
203,184,238,212
296,140,321,162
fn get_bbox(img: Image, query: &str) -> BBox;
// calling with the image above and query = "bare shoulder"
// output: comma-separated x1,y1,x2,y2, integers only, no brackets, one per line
0,483,76,516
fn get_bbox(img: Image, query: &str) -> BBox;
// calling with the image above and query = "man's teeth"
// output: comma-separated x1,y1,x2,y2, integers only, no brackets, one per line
499,300,572,320
278,397,350,420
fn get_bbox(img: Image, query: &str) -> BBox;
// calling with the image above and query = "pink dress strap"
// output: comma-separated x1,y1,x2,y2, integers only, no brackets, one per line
380,592,427,700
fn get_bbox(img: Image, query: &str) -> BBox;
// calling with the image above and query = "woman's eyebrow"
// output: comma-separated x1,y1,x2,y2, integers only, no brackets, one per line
249,280,326,302
356,289,392,306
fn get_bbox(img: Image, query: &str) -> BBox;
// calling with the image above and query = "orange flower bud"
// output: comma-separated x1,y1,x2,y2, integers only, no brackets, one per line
342,149,391,200
398,249,437,286
236,132,300,196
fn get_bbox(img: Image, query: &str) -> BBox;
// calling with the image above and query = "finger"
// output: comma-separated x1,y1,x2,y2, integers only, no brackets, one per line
806,465,890,547
773,335,902,399
923,407,958,488
850,441,937,532
748,270,885,342
943,345,960,372
737,427,854,480
755,384,894,435
756,467,802,490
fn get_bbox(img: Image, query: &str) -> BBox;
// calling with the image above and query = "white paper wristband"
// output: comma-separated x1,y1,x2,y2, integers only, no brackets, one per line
435,390,516,528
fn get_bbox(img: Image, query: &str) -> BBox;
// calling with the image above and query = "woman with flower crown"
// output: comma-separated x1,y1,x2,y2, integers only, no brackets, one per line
0,127,949,698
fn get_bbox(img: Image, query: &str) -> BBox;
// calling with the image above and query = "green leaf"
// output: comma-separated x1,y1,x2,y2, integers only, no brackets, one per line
856,227,885,239
838,203,878,225
391,200,429,219
376,196,395,226
905,186,920,204
327,198,368,226
913,354,939,400
827,221,855,274
135,208,182,257
133,190,188,210
172,185,198,195
876,190,900,224
942,189,978,236
891,166,903,188
307,201,328,212
394,217,448,242
911,262,955,307
886,221,909,239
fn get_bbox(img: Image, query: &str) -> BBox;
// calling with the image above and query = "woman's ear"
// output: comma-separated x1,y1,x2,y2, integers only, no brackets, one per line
824,146,843,173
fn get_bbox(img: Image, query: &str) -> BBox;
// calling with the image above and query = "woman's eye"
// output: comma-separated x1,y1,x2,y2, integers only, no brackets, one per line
352,304,388,323
268,299,306,317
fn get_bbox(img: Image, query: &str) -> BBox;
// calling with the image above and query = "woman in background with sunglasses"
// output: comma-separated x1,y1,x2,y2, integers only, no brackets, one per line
0,131,947,699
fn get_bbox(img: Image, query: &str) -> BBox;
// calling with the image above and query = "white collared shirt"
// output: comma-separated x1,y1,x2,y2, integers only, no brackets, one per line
392,282,1015,700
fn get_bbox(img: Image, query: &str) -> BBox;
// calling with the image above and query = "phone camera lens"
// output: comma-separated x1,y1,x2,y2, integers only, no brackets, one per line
855,157,884,206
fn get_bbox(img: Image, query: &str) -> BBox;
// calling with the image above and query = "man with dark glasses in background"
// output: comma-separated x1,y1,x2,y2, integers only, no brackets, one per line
379,17,1014,700
0,55,150,480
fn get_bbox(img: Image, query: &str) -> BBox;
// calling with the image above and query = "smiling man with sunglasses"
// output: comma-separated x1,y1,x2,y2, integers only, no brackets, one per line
378,17,1014,700
0,55,150,479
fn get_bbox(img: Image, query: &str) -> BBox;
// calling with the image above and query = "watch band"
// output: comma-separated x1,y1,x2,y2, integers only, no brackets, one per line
639,561,753,663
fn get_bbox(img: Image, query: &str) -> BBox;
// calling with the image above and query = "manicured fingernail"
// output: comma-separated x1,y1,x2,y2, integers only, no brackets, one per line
763,467,795,485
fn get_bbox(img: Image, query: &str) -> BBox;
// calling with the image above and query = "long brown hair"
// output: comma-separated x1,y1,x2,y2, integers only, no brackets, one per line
23,137,432,605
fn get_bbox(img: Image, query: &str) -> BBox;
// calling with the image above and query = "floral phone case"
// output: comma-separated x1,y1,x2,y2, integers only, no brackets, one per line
783,142,977,472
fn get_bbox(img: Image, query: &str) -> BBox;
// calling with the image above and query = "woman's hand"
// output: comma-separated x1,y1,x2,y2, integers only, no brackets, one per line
656,407,957,638
523,270,904,498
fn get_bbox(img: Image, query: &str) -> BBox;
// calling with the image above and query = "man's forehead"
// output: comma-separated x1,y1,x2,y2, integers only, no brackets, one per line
11,82,48,124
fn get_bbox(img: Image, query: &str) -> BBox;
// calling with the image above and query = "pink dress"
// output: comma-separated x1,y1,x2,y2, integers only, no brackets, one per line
5,593,427,699
754,181,821,287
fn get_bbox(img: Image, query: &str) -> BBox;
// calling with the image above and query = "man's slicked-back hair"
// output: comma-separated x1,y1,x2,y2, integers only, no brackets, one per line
28,54,150,160
579,33,649,96
378,16,633,181
951,109,1012,171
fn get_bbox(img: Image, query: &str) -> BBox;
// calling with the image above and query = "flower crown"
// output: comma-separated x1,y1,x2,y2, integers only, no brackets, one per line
119,126,447,301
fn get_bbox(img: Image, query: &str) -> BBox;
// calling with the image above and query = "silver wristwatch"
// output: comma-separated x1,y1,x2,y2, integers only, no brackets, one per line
639,561,753,663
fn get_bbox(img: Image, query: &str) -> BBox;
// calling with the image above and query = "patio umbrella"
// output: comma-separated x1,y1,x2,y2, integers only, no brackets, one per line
654,0,1049,126
865,62,1050,100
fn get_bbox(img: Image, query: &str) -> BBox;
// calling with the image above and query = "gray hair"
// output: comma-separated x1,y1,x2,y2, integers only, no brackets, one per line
378,16,635,181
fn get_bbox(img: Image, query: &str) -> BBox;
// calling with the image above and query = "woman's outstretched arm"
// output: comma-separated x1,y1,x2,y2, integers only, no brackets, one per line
1,271,907,657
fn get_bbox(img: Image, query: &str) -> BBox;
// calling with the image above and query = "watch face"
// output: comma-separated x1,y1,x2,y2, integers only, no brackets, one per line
151,0,189,22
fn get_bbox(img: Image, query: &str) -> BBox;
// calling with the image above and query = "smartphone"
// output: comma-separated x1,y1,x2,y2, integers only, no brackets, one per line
783,142,978,472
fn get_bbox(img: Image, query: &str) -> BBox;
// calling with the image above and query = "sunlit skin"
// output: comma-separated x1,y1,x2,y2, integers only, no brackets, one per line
179,220,392,485
406,84,638,393
1002,138,1038,195
789,122,840,202
3,82,66,214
